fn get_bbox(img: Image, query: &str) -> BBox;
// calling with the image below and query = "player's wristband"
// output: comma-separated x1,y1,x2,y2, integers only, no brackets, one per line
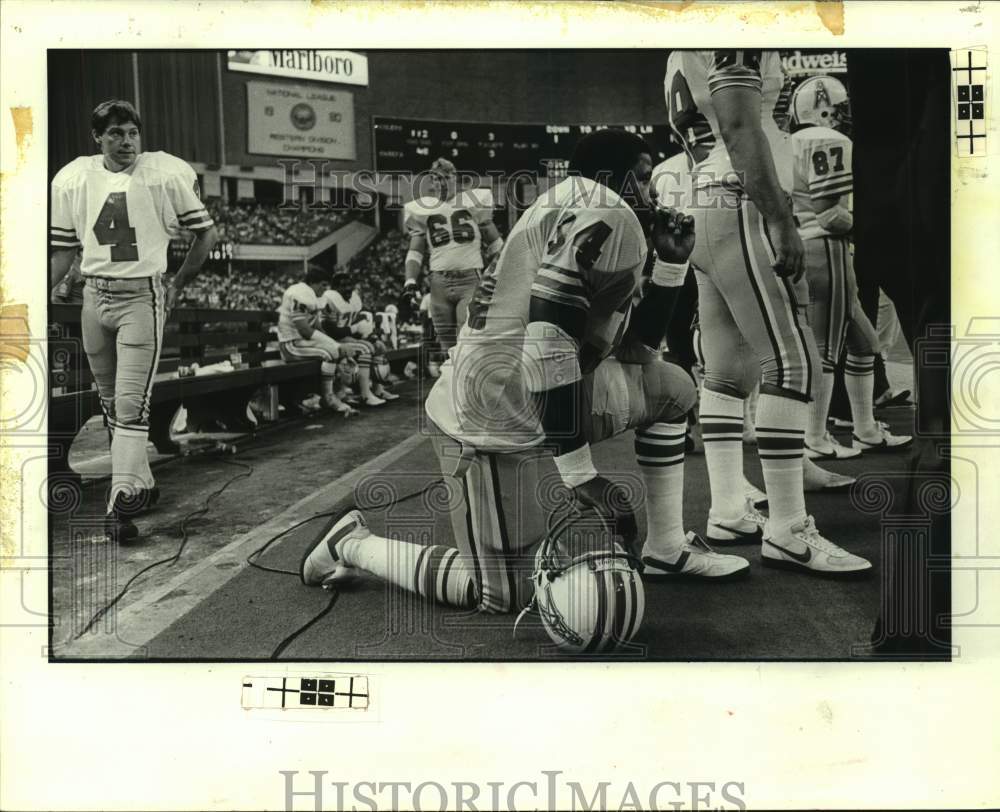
553,443,599,488
651,258,689,288
405,250,424,267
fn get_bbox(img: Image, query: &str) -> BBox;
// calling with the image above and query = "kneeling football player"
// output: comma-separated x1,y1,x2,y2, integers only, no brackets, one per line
301,130,750,620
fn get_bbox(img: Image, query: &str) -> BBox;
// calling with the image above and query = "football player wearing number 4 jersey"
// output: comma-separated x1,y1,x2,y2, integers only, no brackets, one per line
666,50,870,576
786,75,911,459
50,100,218,543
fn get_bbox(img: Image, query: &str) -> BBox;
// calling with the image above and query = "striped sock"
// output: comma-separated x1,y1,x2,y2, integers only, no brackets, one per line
756,393,808,537
845,353,877,436
700,388,745,520
338,535,477,608
807,367,835,447
635,421,687,559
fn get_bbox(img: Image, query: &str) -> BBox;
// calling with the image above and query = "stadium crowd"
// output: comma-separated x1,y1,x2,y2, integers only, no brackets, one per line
177,229,420,318
205,199,352,246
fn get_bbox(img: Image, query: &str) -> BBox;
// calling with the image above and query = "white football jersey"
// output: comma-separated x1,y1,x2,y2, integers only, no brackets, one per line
404,188,494,272
664,50,793,193
790,126,853,240
424,176,647,451
50,151,213,279
320,289,363,332
277,282,321,343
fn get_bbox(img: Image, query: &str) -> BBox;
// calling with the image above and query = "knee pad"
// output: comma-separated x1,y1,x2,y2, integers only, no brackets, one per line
320,360,339,378
643,359,698,423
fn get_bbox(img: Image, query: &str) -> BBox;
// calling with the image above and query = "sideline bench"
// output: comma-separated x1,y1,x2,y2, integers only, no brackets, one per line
48,304,419,486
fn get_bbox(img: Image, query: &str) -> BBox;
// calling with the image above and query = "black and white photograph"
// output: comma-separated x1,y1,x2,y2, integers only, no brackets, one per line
43,45,951,662
1,2,998,810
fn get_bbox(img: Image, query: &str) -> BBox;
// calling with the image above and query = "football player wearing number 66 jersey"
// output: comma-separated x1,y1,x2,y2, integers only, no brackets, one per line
50,100,218,543
402,158,504,359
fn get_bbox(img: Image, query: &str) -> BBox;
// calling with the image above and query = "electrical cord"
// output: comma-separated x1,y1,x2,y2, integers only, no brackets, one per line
249,477,444,659
75,455,254,640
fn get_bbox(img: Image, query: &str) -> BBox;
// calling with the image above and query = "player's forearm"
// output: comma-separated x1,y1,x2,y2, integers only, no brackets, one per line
722,125,794,226
404,259,422,285
632,282,681,351
537,379,588,457
173,226,219,291
50,249,76,289
527,298,590,458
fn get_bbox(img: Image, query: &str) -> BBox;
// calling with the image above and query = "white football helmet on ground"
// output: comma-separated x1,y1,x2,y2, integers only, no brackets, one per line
790,74,852,132
519,506,645,655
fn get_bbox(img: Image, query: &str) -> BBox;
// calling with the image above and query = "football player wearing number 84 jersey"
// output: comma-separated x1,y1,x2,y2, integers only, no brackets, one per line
50,100,218,543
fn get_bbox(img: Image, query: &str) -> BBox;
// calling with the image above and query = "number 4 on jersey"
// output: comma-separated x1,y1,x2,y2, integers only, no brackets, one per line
92,192,139,261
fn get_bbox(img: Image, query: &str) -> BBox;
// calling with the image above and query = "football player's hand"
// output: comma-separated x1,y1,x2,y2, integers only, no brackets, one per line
769,215,805,281
572,475,640,558
402,285,422,316
651,206,696,264
165,284,179,315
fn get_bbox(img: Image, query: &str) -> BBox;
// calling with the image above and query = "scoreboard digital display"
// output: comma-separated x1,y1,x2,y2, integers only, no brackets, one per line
373,117,679,176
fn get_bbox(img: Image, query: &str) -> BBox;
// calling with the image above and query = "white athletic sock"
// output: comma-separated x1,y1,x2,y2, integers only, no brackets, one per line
108,425,153,512
845,353,878,436
755,393,808,537
337,534,475,607
807,369,835,447
700,388,745,520
635,421,687,559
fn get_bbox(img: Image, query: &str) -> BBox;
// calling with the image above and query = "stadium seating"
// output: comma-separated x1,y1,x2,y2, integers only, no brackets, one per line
204,199,352,246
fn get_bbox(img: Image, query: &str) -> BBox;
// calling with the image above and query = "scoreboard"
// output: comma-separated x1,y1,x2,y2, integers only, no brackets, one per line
373,117,679,176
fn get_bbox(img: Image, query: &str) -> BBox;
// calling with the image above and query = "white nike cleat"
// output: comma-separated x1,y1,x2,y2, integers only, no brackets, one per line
642,532,750,581
300,509,370,585
762,516,872,576
853,425,913,453
803,457,856,493
707,497,767,546
806,431,862,460
743,477,768,510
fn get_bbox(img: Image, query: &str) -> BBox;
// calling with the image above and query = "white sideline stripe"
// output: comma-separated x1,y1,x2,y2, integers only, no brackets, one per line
56,433,430,659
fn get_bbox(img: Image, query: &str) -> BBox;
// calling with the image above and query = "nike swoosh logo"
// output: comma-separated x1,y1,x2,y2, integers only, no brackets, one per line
764,539,812,564
642,552,690,573
709,525,763,542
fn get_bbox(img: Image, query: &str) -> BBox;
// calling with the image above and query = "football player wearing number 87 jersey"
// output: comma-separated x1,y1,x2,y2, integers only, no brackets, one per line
787,75,912,459
402,158,504,359
50,100,218,543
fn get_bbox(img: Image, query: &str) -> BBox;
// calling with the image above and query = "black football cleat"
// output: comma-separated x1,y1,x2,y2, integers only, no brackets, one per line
115,486,161,516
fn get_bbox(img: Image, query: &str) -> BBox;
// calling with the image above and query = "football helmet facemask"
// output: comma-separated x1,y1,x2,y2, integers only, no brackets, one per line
518,503,645,655
790,75,852,133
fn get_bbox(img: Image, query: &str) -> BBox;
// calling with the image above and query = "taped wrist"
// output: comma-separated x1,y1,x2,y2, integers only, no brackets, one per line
523,321,582,392
485,237,504,259
552,443,598,488
816,205,853,234
651,258,689,288
405,250,424,267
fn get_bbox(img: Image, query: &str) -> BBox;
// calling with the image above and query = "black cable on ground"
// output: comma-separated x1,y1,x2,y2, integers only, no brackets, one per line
252,477,444,658
75,456,254,640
